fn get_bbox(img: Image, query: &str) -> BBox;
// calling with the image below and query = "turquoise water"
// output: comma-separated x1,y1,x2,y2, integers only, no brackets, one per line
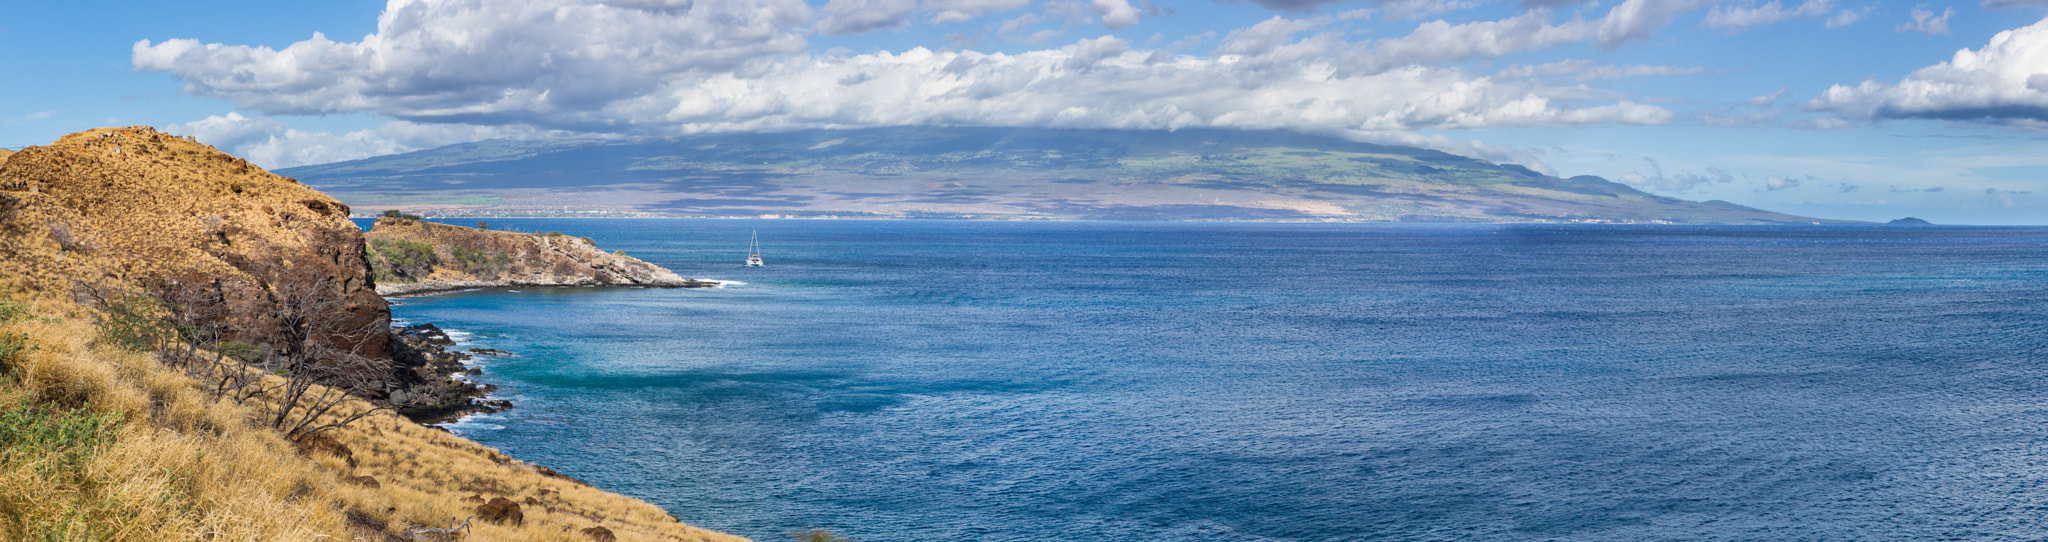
377,220,2048,541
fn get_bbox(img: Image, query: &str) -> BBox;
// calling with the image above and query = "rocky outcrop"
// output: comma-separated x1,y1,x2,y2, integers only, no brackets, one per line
0,126,387,359
363,217,716,296
386,323,509,423
477,497,524,526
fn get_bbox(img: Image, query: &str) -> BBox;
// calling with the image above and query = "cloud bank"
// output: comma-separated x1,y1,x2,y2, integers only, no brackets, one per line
1807,15,2048,124
134,1,1696,139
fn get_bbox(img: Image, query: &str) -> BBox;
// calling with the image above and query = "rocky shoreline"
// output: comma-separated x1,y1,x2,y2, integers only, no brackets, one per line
384,323,512,424
379,277,719,297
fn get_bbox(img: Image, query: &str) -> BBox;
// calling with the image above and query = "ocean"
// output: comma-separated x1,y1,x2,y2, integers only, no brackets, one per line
372,220,2048,541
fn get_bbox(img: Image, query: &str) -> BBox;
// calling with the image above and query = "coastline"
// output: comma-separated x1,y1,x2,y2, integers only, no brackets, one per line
378,278,722,298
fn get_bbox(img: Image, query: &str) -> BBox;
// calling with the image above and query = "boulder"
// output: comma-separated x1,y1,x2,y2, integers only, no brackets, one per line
477,497,523,526
580,526,618,542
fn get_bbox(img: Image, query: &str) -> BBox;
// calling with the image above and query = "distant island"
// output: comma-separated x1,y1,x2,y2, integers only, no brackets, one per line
281,127,1845,225
1887,217,1936,226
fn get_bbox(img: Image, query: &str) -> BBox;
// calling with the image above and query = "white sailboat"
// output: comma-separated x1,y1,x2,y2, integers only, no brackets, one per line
745,231,764,267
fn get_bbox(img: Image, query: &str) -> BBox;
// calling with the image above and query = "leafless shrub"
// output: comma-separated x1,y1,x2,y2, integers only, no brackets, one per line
404,515,471,541
250,275,391,442
77,272,392,443
47,220,97,253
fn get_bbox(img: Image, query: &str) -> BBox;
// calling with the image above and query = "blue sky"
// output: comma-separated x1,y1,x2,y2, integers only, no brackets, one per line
2,0,2044,223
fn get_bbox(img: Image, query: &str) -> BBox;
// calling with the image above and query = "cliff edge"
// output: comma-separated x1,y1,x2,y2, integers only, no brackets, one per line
0,127,745,542
0,126,387,359
364,217,717,296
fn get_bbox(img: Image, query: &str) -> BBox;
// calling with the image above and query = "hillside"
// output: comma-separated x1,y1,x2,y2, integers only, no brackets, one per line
0,127,744,542
282,127,1836,224
365,216,718,296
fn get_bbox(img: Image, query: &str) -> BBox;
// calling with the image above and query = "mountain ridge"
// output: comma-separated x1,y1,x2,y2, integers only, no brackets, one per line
282,127,1843,224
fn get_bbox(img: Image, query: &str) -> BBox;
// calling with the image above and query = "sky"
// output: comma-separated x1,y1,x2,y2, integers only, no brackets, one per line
1,0,2044,223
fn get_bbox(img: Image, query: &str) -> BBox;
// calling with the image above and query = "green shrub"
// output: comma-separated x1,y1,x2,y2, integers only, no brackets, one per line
448,246,510,278
85,292,165,354
369,239,437,282
0,398,121,475
0,332,29,373
0,302,28,325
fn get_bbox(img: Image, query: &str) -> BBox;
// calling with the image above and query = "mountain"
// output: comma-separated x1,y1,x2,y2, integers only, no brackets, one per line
283,127,1835,224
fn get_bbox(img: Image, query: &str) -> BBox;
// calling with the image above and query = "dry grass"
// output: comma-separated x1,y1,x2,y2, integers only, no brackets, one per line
0,126,750,541
0,295,350,541
0,293,748,542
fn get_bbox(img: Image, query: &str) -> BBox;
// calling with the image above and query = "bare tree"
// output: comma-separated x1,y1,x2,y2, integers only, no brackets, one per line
78,272,394,442
76,278,265,404
247,275,392,442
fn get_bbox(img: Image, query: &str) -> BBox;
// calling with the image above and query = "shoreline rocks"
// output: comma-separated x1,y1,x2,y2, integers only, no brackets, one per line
384,323,511,423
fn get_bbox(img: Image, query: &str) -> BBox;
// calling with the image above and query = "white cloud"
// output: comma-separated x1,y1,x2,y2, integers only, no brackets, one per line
165,112,576,169
1749,87,1790,106
646,43,1673,133
1703,109,1781,126
1214,16,1329,56
134,0,812,125
1764,175,1800,190
1597,0,1719,49
1614,162,1735,191
134,0,1689,162
1238,0,1354,13
1895,5,1955,35
1807,15,2048,123
1338,0,1722,75
927,0,1031,23
1789,117,1853,129
1825,5,1875,27
1094,0,1145,28
1375,0,1480,21
1342,11,1597,74
1494,59,1704,81
1702,0,1833,31
1343,130,1555,174
816,0,920,35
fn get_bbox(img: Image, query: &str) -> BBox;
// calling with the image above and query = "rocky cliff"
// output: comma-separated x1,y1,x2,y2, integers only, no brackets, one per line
0,127,747,541
364,217,716,296
0,126,387,359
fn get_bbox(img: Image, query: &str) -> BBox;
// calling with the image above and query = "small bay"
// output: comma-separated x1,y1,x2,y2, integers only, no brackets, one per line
379,220,2048,541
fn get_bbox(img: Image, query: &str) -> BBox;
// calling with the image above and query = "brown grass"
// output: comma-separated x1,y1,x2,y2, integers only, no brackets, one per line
0,291,747,542
0,126,749,541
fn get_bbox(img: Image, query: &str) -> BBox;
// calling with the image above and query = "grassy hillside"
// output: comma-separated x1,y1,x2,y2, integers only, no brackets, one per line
0,128,747,541
284,127,1837,224
0,293,747,542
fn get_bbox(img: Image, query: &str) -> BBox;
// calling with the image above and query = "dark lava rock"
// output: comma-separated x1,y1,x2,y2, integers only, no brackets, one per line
384,322,506,423
477,497,524,526
581,526,618,542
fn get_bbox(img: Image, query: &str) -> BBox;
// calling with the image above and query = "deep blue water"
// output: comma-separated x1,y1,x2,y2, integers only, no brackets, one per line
374,220,2048,541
